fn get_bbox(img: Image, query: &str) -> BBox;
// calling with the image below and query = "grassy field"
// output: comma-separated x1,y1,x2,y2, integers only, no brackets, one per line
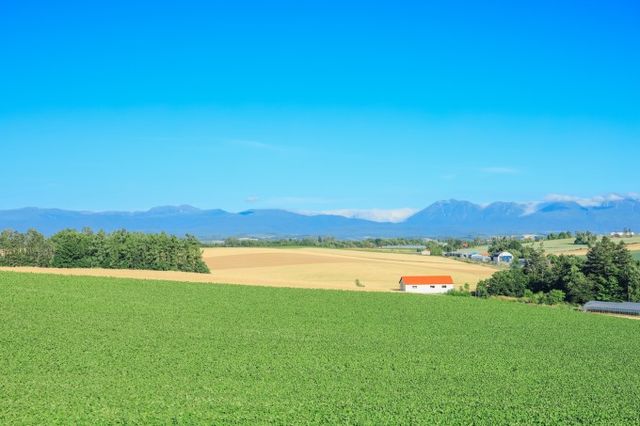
463,236,640,257
1,247,497,291
524,236,640,255
2,271,640,424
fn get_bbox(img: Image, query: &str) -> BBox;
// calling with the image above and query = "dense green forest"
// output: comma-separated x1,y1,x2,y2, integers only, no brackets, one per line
478,237,640,303
0,228,209,273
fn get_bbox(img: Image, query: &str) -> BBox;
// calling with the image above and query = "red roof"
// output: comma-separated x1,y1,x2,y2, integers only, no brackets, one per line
400,275,454,285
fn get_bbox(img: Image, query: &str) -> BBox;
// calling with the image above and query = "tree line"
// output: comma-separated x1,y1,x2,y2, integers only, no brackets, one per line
211,236,475,254
477,237,640,303
574,231,598,246
545,231,573,240
487,237,534,259
0,228,209,273
214,236,429,249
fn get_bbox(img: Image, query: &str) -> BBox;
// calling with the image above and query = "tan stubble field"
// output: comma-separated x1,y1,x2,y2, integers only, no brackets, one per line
1,247,497,292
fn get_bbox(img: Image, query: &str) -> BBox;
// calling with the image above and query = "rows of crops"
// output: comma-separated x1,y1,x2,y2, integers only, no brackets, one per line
1,271,640,423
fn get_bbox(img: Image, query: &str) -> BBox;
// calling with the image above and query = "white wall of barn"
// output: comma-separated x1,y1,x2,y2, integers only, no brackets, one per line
401,284,454,294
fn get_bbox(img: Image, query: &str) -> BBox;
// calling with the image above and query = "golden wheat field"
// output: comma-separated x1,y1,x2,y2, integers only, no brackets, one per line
0,247,497,292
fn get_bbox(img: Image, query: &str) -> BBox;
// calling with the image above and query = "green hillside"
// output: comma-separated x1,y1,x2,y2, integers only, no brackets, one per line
528,236,640,254
1,272,639,424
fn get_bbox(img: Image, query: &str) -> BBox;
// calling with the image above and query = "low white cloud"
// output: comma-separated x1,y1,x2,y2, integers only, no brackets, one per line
252,193,638,221
521,202,540,216
544,193,630,207
517,193,638,215
480,167,519,175
300,208,419,223
478,193,640,217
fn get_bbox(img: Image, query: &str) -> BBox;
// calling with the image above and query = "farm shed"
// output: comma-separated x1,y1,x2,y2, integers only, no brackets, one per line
583,301,640,316
470,253,491,262
400,275,454,294
494,251,514,264
445,252,468,259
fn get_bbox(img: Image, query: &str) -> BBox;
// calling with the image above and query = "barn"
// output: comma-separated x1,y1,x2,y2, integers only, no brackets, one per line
399,275,455,294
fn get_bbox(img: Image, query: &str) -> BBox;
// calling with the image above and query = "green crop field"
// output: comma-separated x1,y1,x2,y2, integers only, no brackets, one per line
2,271,640,424
524,237,579,253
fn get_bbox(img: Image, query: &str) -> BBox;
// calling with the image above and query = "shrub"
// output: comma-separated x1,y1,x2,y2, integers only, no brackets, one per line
546,289,566,305
522,289,534,303
476,268,528,298
531,292,547,305
447,288,472,297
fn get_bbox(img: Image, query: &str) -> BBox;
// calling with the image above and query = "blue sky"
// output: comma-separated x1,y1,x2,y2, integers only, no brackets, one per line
1,1,639,219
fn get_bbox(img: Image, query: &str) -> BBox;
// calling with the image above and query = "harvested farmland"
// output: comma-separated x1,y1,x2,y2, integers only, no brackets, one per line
1,271,640,424
0,247,496,291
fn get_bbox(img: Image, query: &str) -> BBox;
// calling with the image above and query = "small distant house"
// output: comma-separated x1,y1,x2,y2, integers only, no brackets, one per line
420,249,431,256
610,231,635,238
494,251,514,264
399,275,455,294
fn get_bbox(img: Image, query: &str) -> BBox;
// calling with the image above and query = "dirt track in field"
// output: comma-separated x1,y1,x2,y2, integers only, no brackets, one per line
0,247,497,292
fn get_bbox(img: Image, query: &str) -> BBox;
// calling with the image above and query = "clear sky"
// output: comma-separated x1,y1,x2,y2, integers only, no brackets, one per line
1,1,639,219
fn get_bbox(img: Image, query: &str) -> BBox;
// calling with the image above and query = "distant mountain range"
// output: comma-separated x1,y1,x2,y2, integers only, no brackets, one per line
2,198,640,239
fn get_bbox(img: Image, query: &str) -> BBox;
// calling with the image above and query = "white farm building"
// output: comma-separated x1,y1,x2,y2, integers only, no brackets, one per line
494,251,514,264
400,275,455,294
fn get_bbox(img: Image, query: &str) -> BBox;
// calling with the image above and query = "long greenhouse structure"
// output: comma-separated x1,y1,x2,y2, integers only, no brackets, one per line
583,301,640,316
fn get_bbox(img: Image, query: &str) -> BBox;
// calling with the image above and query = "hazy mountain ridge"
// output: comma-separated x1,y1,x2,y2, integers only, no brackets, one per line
2,198,640,239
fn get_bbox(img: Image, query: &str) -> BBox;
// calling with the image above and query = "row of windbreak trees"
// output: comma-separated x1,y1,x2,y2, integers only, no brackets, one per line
217,237,475,254
0,228,210,273
477,237,640,303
